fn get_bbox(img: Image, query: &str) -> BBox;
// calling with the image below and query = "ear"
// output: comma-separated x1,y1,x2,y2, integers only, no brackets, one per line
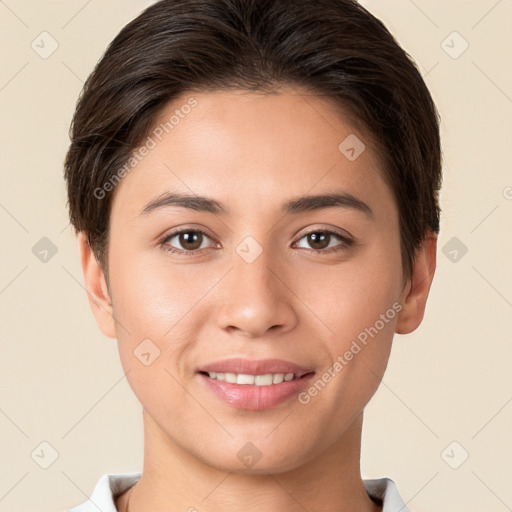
395,232,437,335
78,232,117,339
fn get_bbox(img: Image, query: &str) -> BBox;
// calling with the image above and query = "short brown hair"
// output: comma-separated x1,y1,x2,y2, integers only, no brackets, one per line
64,0,442,282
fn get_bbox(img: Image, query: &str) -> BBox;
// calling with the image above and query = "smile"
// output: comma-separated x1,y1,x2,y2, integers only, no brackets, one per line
196,358,315,410
202,371,300,385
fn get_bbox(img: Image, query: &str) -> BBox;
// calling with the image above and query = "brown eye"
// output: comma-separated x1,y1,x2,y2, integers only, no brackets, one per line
307,232,330,250
163,229,213,253
295,230,352,253
178,231,203,250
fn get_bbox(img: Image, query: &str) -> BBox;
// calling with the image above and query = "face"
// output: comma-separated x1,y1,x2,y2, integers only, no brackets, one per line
84,87,424,474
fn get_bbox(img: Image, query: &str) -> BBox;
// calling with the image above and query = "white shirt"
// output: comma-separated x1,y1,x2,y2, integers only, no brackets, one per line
66,472,411,511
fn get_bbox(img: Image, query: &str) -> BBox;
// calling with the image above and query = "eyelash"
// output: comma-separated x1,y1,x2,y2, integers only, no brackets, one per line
160,228,354,255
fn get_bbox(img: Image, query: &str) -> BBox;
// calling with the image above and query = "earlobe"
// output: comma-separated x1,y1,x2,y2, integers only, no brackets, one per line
395,232,437,335
78,232,117,339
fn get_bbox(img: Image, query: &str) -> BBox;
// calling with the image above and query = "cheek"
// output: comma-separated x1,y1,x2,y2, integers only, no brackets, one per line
108,254,203,415
110,251,201,337
295,264,399,431
293,231,402,410
299,238,403,345
107,249,206,389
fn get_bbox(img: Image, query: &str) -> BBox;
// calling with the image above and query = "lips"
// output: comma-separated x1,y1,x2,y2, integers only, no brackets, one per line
197,358,315,411
197,357,313,378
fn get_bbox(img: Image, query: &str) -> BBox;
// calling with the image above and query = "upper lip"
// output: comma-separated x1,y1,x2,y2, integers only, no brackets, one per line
198,358,314,378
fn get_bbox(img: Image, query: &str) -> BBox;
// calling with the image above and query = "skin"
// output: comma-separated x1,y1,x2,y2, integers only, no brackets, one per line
79,86,437,512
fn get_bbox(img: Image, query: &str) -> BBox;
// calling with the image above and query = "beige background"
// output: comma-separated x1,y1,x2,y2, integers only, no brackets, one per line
1,1,511,511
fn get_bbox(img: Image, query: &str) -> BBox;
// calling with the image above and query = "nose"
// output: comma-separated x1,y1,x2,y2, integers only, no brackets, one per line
216,245,298,338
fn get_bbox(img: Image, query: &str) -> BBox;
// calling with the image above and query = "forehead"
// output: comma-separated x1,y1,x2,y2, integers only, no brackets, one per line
110,87,393,219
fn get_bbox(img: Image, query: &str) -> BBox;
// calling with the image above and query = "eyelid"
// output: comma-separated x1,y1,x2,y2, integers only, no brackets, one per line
294,225,354,243
160,225,355,255
160,226,218,253
293,228,354,251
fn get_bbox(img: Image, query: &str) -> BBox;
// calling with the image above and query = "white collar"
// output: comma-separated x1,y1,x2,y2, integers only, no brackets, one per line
67,472,411,512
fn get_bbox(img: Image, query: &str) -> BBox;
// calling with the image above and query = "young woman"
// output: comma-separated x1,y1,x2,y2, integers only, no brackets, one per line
64,0,441,510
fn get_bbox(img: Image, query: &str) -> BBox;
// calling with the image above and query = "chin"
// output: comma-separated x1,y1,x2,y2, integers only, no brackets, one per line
214,458,302,476
200,442,310,476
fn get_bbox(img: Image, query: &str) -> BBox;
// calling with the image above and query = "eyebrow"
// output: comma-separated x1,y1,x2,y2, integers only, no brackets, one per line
140,191,373,218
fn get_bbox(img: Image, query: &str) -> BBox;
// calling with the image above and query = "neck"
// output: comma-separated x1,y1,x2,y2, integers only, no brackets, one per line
117,410,381,512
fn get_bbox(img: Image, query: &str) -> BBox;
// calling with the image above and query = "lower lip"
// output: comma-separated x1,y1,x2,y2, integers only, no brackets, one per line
198,372,315,411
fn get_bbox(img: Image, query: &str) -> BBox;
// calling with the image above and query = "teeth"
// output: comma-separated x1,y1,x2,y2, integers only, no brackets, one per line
254,374,272,385
206,372,297,385
272,373,284,384
237,373,256,385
